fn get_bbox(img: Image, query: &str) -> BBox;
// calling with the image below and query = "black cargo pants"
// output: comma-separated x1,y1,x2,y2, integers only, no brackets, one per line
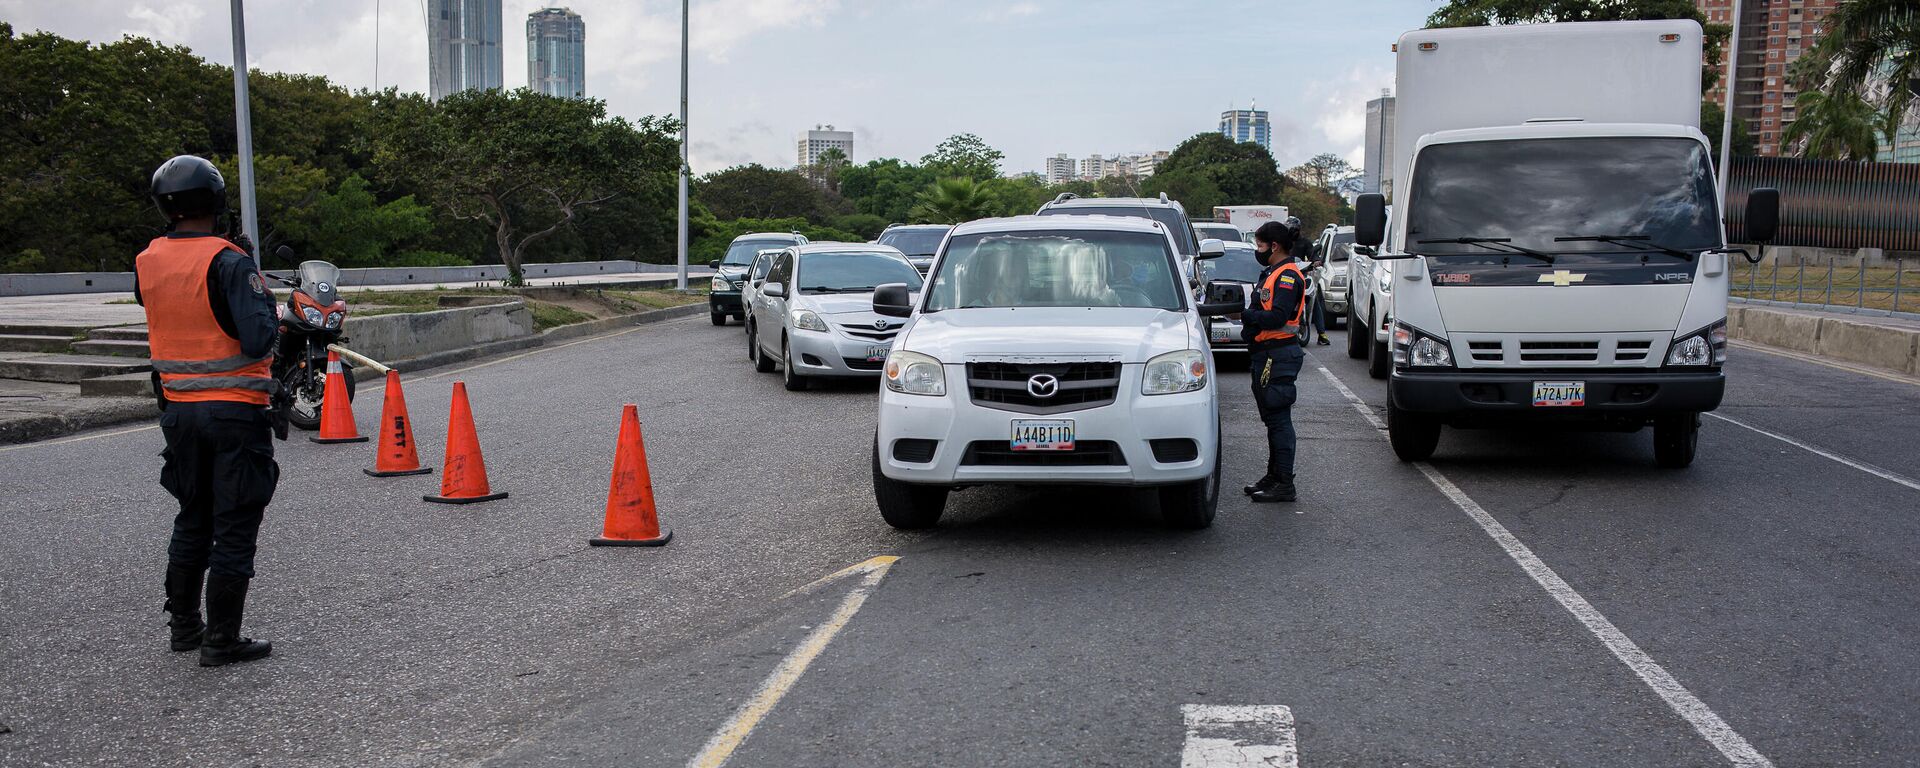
1249,343,1305,476
159,401,278,579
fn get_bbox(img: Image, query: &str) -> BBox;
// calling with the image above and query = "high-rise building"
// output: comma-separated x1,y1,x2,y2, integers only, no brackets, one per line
527,7,586,100
1219,102,1272,152
1363,90,1396,200
1134,150,1170,178
798,125,854,168
1044,154,1077,185
1697,0,1841,156
427,0,504,100
1880,120,1920,164
1081,154,1112,179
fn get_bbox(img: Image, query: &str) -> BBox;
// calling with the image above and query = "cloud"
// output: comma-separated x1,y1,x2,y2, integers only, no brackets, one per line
978,2,1041,22
1311,64,1394,168
122,2,205,44
689,0,840,63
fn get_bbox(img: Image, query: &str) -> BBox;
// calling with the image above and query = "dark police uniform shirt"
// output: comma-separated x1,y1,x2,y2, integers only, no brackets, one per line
133,232,280,402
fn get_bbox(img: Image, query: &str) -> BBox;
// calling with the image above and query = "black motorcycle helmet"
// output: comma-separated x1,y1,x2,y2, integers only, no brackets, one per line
150,155,226,222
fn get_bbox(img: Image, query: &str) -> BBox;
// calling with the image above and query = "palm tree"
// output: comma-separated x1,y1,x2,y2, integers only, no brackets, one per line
1783,88,1885,160
1803,0,1919,131
909,178,999,224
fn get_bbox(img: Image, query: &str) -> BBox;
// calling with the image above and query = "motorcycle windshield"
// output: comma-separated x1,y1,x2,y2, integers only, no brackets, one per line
297,261,342,304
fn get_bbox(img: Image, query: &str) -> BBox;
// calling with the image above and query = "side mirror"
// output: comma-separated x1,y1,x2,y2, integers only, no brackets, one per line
273,245,297,266
1196,238,1226,260
707,260,722,269
1353,245,1377,257
762,282,786,299
1745,187,1780,243
1354,193,1386,247
1202,282,1247,314
873,282,914,318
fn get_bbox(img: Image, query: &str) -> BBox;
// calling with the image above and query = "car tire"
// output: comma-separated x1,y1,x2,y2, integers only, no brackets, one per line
782,338,810,392
1158,439,1220,530
710,310,727,326
1345,308,1367,359
1653,413,1699,469
873,439,945,529
751,324,776,373
1368,322,1391,380
1387,394,1441,462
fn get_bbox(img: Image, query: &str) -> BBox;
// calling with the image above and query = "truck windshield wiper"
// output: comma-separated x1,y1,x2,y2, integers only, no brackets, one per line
1553,235,1697,261
1414,237,1556,264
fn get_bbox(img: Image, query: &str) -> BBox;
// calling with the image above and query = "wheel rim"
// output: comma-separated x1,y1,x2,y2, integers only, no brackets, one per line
783,341,793,382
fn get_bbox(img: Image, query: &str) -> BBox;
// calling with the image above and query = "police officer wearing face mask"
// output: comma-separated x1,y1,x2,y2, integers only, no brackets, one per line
137,155,281,667
1239,218,1308,503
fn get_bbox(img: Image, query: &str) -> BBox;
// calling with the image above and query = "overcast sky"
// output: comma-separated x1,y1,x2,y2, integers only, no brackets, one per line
0,0,1439,175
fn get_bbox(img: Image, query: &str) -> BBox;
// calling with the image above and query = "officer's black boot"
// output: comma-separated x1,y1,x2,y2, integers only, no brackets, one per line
1242,474,1277,496
1251,473,1298,503
199,574,272,667
164,565,205,652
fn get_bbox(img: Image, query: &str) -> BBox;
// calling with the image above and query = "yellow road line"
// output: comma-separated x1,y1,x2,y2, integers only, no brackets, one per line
779,555,901,599
687,557,899,768
1731,340,1920,387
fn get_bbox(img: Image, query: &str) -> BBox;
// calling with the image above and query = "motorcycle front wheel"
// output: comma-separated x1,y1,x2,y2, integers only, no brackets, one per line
285,364,354,431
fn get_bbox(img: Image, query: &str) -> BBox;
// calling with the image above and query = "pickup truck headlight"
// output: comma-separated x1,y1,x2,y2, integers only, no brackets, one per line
791,309,828,332
1143,349,1208,395
1332,270,1349,287
884,350,945,396
1393,322,1452,368
1666,320,1728,367
710,276,731,292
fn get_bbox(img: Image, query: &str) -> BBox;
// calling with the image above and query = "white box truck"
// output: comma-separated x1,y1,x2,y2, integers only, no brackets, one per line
1351,19,1778,468
1212,206,1289,239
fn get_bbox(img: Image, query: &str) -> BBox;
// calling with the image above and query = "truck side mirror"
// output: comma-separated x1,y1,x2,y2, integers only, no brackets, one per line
707,259,721,269
1745,187,1780,243
1355,193,1386,247
873,282,914,318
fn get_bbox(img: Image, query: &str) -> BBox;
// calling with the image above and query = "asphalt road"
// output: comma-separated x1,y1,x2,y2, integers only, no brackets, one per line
0,317,1915,767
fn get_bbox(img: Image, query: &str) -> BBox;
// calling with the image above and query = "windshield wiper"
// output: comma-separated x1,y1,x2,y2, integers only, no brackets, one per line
1553,235,1697,261
1415,237,1556,264
800,286,870,294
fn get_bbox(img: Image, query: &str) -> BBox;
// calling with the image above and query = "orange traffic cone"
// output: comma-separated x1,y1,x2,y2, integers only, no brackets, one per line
589,404,670,547
423,382,507,504
364,370,432,477
311,349,369,444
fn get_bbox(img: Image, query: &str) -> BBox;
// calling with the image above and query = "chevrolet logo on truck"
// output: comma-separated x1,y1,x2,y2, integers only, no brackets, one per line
1537,270,1588,287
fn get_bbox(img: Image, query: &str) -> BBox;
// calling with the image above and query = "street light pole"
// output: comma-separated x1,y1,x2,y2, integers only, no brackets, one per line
676,0,690,290
230,0,261,265
1717,0,1743,210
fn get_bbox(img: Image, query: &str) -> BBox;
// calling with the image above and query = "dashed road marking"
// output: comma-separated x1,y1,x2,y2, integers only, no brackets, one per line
687,556,898,768
1314,363,1776,768
1181,705,1298,767
1707,412,1920,493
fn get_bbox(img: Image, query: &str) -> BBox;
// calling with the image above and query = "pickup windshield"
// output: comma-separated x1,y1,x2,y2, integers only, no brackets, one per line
1201,245,1263,284
724,238,795,265
796,252,923,294
1405,137,1720,264
876,228,949,257
925,229,1184,311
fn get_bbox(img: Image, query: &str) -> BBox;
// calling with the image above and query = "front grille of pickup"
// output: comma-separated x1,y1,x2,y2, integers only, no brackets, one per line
966,361,1120,414
960,440,1124,467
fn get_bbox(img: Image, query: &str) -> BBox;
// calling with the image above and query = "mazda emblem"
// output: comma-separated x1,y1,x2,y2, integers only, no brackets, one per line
1027,374,1059,398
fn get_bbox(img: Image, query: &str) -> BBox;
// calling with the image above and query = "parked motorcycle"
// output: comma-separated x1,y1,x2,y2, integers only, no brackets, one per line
265,247,353,430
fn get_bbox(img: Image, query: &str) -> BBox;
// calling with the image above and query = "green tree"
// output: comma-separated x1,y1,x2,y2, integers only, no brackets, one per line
1285,153,1356,194
1426,0,1730,91
1141,170,1227,216
1701,101,1757,158
982,174,1054,216
1782,88,1884,160
1795,0,1919,139
838,158,936,222
1142,133,1284,209
921,134,1005,180
365,88,679,284
280,175,436,267
696,164,842,222
690,216,861,264
830,213,890,240
910,178,1000,224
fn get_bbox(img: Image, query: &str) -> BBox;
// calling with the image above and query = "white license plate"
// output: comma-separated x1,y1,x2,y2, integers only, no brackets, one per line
1210,325,1235,342
865,344,890,362
1011,419,1075,451
1532,381,1586,407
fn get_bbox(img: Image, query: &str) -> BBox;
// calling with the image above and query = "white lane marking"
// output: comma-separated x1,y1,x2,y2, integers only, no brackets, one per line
1313,364,1776,768
1706,412,1920,493
687,556,898,768
1181,705,1298,768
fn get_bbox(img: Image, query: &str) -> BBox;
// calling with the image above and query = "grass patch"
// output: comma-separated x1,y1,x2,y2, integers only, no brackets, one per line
528,302,594,330
105,297,138,305
600,288,707,312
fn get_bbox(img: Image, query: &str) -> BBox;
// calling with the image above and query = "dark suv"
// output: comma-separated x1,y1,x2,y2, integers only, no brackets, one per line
708,232,807,325
874,224,952,275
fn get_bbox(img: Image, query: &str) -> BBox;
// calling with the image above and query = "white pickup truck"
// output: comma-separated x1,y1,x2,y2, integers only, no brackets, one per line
1352,20,1778,468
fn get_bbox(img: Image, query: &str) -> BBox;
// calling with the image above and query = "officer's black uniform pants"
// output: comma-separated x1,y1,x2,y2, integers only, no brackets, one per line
159,401,278,579
1249,344,1305,476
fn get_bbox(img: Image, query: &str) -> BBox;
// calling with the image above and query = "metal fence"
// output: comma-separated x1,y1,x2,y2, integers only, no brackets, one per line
1731,254,1920,319
1726,156,1920,251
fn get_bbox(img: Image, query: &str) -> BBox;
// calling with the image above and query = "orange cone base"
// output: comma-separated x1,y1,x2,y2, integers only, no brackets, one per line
365,467,433,478
590,529,672,547
312,435,370,444
424,491,508,505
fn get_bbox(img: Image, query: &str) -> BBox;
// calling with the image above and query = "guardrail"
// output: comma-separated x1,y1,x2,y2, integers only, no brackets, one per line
1730,255,1919,320
0,260,693,297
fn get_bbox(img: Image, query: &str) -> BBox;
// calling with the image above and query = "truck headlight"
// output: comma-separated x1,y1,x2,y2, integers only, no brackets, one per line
1332,271,1349,287
710,276,730,292
884,350,945,396
301,306,324,326
1666,320,1728,367
1393,322,1452,368
791,309,828,332
1143,349,1208,395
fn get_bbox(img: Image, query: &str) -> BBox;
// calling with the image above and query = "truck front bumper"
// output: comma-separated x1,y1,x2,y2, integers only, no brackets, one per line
709,292,743,314
1391,369,1725,423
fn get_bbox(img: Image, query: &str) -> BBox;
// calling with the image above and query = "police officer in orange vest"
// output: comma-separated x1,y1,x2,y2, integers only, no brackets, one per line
137,155,280,667
1240,218,1309,503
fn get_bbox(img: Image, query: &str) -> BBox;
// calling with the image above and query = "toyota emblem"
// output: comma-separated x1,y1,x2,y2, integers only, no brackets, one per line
1026,374,1059,398
873,318,889,330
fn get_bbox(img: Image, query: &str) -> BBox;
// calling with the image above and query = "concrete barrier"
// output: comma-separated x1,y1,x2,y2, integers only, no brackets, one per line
0,260,686,297
1730,305,1920,377
344,300,535,364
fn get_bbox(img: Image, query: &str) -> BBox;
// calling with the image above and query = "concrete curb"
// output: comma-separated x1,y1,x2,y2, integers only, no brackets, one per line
1729,305,1920,377
0,397,156,445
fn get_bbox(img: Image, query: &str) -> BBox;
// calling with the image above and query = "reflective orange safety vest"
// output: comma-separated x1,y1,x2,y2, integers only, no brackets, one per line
1252,261,1307,344
135,236,276,405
